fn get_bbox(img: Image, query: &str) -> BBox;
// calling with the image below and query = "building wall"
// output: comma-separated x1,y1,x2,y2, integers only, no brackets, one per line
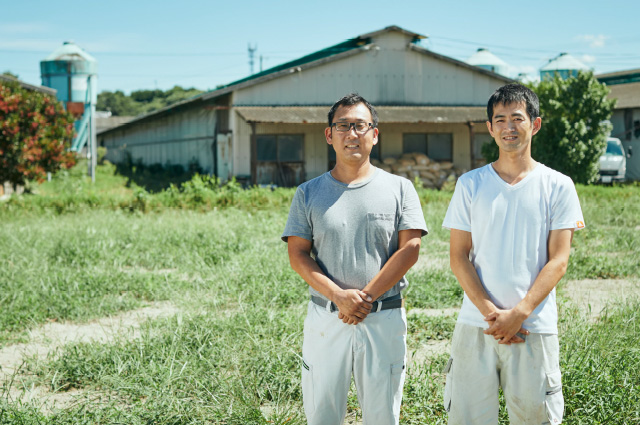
233,32,505,107
100,106,217,173
611,107,640,180
233,118,494,183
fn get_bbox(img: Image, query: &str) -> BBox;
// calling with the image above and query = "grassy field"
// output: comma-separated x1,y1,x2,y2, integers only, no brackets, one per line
0,163,639,424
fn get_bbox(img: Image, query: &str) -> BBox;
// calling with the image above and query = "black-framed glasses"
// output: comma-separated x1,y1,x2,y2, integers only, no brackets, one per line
331,122,373,133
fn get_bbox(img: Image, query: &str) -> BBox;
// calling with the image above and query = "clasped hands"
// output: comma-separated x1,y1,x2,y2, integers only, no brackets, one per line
483,307,530,344
333,289,373,325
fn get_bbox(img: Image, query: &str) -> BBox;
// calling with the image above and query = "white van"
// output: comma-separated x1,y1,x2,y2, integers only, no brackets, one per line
599,137,631,183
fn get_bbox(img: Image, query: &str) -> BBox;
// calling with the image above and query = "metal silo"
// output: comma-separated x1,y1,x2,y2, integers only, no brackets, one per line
540,53,589,81
40,41,98,181
466,48,509,76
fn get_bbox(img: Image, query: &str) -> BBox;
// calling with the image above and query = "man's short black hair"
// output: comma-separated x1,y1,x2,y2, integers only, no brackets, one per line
487,83,540,123
327,93,378,128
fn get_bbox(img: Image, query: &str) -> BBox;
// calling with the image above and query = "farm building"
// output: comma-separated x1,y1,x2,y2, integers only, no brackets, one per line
597,68,640,180
98,25,511,186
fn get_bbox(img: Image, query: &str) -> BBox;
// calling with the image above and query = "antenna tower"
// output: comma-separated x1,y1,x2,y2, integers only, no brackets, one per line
248,43,257,74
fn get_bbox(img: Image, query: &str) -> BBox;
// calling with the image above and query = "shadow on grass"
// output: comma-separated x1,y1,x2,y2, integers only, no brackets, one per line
113,159,203,193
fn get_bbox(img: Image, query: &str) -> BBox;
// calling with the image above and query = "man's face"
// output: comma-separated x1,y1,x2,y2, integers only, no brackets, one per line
487,101,541,154
325,103,379,166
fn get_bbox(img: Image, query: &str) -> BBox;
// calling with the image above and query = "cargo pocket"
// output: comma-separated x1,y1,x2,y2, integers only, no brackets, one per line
389,360,406,417
544,370,564,424
301,359,315,415
442,357,453,412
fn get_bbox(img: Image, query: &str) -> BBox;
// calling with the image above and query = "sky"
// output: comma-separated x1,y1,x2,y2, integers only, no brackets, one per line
1,0,639,95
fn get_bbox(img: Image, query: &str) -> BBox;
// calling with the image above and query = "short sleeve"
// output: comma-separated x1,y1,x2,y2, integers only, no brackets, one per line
550,177,585,231
282,186,313,242
442,177,472,232
399,180,428,236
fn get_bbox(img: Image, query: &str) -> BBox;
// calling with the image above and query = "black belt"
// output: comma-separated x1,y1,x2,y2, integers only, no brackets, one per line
310,293,403,313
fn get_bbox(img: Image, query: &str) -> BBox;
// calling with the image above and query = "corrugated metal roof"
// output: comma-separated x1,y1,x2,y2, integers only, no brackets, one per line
540,53,589,71
44,41,97,63
235,106,487,124
467,48,508,68
607,82,640,109
597,68,640,86
217,25,426,91
99,25,510,135
0,74,57,96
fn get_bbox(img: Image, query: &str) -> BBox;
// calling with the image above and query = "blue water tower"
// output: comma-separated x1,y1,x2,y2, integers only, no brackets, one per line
40,41,98,180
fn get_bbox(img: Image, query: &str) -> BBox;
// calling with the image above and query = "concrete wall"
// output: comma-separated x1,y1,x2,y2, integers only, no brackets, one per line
232,118,494,182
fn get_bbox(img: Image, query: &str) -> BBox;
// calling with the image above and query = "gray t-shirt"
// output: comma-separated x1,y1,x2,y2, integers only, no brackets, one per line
282,167,428,301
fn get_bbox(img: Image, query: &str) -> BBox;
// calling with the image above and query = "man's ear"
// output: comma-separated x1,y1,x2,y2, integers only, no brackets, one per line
325,127,332,144
486,120,494,138
532,117,542,136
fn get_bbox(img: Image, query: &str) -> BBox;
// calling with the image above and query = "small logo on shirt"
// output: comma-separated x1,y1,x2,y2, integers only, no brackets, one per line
576,221,585,229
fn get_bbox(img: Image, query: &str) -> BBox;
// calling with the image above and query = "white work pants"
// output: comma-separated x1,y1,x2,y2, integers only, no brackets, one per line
444,323,564,425
301,301,407,425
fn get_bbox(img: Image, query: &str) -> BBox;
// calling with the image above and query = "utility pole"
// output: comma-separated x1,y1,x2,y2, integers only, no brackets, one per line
248,43,257,74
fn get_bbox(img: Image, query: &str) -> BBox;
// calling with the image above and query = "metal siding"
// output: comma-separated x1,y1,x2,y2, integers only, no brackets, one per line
98,106,217,173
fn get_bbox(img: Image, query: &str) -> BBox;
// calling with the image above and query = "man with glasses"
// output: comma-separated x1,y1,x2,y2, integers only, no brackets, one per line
282,93,428,424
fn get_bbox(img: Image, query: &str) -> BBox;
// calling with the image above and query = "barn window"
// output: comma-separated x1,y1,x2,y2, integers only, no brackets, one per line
257,134,304,162
403,133,453,161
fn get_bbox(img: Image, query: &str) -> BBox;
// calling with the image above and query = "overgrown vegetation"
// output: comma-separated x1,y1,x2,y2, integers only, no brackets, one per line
0,164,638,423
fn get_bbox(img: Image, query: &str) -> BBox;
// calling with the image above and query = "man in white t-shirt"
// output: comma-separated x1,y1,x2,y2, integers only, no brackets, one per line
442,84,585,425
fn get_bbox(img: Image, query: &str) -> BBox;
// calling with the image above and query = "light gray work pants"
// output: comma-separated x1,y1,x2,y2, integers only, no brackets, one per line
444,323,564,425
301,301,407,425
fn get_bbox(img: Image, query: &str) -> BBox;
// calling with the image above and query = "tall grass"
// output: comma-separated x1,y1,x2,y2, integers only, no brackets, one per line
1,164,638,423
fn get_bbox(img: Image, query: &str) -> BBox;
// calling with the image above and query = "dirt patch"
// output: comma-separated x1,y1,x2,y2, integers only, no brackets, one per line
1,301,180,411
408,339,451,367
560,279,640,320
408,307,459,318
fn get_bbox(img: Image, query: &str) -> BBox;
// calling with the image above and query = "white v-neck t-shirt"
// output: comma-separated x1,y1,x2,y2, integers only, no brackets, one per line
443,163,585,333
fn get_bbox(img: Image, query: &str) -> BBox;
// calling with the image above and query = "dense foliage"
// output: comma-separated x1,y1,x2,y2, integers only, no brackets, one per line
0,80,76,188
482,72,615,184
97,86,204,116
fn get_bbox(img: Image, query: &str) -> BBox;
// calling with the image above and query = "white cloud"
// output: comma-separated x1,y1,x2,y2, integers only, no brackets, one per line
575,34,609,48
0,39,58,51
0,23,50,34
581,54,596,64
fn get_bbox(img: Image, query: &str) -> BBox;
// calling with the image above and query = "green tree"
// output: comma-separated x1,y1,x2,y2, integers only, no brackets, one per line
97,86,204,116
482,71,615,184
2,71,19,79
96,90,139,116
0,80,76,188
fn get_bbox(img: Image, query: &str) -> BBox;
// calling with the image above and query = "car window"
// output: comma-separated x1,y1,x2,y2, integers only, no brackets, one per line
606,140,623,155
